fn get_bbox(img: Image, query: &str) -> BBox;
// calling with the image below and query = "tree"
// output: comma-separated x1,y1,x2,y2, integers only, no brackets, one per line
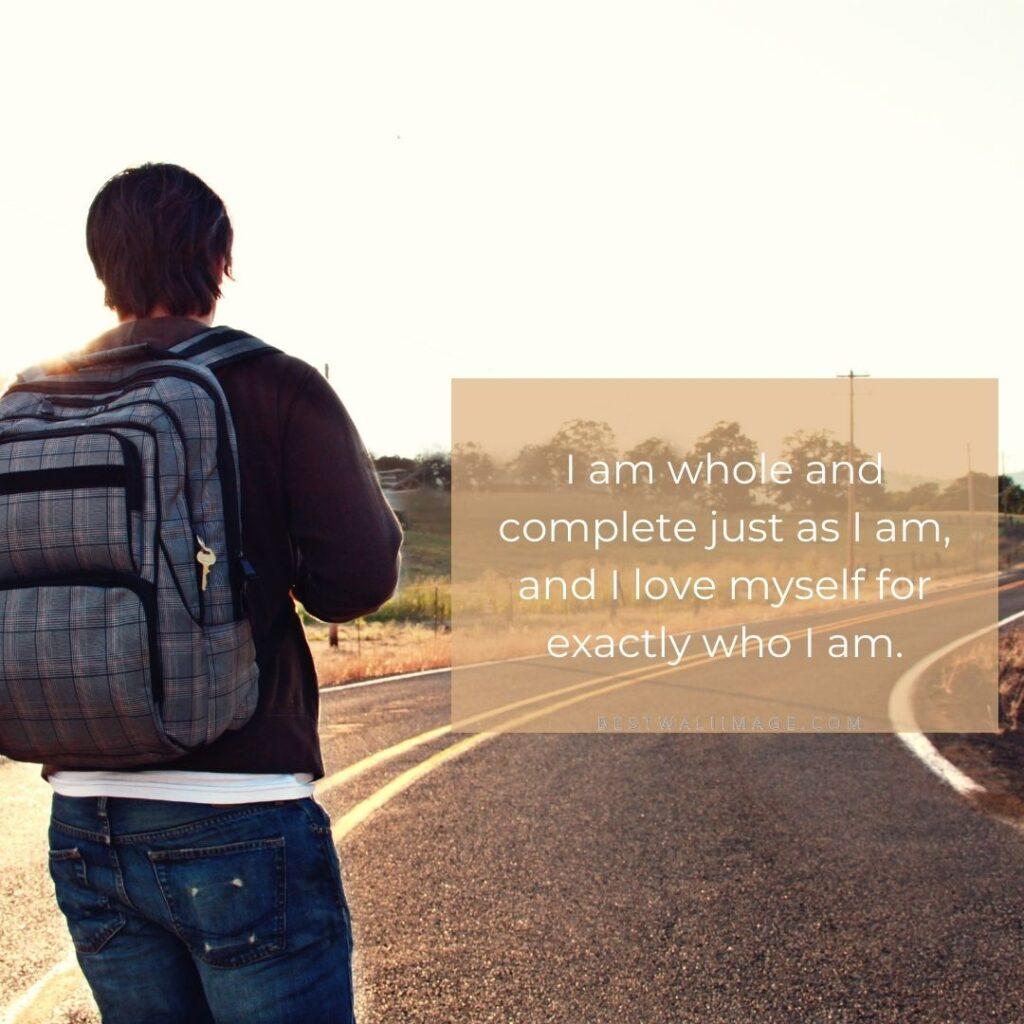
933,472,998,511
769,429,881,512
548,419,617,473
509,419,617,488
685,421,760,510
509,442,561,488
417,450,451,490
999,475,1024,515
452,442,496,491
622,437,681,495
373,454,417,473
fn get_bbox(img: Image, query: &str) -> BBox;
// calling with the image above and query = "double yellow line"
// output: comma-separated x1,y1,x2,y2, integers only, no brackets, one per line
7,578,1019,1024
324,578,1023,841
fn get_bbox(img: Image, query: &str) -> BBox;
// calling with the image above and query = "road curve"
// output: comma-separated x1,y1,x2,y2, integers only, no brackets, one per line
2,580,1024,1022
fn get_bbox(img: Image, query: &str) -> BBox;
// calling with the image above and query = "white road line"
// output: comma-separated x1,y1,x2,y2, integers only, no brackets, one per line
319,665,451,694
320,574,1023,697
2,952,76,1024
889,608,1024,795
6,580,1020,1022
319,651,546,695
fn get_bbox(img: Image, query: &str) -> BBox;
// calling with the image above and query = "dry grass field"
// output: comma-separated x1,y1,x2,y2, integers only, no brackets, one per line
308,620,450,686
998,626,1024,730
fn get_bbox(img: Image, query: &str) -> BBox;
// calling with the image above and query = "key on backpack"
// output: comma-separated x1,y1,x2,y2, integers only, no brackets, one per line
196,537,217,591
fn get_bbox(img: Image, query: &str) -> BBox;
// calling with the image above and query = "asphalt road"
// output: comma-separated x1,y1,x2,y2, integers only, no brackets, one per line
3,580,1024,1023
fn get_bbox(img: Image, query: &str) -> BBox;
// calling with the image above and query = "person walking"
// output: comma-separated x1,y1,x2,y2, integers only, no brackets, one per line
0,163,402,1023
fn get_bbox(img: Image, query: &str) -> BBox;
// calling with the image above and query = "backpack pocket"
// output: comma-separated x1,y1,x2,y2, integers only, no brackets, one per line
0,433,142,583
0,578,180,766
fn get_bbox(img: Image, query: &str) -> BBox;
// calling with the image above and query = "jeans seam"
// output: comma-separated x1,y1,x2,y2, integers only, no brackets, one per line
51,803,281,844
148,836,286,861
50,821,109,844
289,801,350,943
76,916,127,956
314,834,352,937
110,845,137,912
48,847,127,955
48,846,83,862
296,798,324,832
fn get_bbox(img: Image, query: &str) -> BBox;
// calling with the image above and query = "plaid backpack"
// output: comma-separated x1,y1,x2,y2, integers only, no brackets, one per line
0,326,276,767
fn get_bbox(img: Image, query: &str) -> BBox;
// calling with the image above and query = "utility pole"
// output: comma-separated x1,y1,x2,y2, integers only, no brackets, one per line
967,442,978,571
836,370,870,574
967,442,975,515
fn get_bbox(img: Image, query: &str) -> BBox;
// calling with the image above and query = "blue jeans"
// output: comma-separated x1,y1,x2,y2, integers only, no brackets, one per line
48,794,356,1024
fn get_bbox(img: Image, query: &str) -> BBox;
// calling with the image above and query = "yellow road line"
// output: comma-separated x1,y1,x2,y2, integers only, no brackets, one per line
332,580,1022,841
320,578,1018,797
318,648,723,796
329,619,805,841
317,725,453,795
8,579,1020,1023
331,732,493,841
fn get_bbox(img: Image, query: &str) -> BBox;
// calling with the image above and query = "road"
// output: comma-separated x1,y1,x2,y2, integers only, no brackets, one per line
3,580,1024,1023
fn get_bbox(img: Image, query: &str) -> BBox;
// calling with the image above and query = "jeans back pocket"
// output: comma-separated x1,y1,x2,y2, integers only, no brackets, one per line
149,836,286,968
48,847,126,954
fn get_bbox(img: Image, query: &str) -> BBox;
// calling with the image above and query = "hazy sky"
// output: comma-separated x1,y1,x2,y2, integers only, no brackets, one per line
1,2,1020,466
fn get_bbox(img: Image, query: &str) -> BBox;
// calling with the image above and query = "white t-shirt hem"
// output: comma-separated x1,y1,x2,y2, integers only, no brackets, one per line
47,771,316,805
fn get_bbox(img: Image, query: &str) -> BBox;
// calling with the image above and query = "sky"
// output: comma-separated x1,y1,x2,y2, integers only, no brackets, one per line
1,2,1020,467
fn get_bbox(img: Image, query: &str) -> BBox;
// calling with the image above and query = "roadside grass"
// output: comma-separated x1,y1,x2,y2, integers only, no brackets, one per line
401,531,450,580
303,489,451,685
369,575,450,624
998,627,1024,729
929,625,1024,811
308,620,450,686
398,488,451,580
935,625,1024,731
1001,515,1024,571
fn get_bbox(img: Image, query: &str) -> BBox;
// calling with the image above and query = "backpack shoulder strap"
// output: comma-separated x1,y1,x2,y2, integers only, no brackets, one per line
167,326,281,371
15,343,159,383
12,327,279,387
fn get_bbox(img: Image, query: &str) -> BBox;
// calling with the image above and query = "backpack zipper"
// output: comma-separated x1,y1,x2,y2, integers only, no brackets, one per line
23,398,197,555
2,417,216,623
0,425,146,568
12,367,247,618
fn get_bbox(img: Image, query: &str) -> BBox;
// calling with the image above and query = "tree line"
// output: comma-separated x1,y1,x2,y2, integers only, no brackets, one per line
451,419,1024,513
374,452,451,489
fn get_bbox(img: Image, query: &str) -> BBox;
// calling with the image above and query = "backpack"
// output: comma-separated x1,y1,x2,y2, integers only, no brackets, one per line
0,326,277,767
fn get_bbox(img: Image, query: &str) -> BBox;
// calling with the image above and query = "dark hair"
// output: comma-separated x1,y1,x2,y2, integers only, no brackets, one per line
86,163,233,319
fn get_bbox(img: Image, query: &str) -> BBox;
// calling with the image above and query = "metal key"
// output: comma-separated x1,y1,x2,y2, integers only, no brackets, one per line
196,536,217,591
